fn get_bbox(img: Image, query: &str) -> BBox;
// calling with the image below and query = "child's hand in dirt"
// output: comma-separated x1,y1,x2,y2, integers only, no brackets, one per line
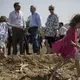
57,53,61,57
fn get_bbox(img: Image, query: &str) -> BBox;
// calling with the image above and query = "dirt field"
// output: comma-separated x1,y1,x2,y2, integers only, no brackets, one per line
0,45,79,80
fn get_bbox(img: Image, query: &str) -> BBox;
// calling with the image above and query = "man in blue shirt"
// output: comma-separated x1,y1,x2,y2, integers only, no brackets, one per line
29,5,42,54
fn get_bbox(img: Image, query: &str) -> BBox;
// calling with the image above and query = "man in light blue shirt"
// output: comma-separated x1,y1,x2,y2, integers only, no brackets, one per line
30,10,41,29
29,5,42,54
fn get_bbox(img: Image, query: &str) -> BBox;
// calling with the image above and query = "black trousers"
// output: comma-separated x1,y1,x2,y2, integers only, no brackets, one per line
12,27,24,55
7,29,12,55
23,34,29,54
28,27,40,53
45,36,57,48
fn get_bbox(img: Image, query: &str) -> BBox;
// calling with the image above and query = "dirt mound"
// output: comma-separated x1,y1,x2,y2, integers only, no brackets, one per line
0,54,78,80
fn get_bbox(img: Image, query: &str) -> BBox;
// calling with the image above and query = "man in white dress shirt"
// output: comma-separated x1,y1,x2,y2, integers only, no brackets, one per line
59,22,67,39
8,2,26,55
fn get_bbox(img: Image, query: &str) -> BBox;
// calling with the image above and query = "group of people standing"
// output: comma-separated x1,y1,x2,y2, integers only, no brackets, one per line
0,1,80,79
0,2,72,56
8,2,42,55
0,2,42,55
6,2,60,55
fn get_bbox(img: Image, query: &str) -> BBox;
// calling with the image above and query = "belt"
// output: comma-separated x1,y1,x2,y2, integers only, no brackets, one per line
12,26,23,29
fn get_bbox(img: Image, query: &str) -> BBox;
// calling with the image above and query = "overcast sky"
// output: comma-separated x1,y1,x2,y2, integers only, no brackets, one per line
0,0,80,26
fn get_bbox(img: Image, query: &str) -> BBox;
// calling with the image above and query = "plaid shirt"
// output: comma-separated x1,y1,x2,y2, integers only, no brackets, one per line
0,22,8,42
45,14,59,37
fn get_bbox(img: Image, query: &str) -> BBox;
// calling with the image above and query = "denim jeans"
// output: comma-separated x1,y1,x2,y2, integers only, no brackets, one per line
32,32,39,53
28,27,40,53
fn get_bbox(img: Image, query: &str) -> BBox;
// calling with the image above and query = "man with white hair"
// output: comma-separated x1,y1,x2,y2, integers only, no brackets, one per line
29,5,42,54
45,5,59,53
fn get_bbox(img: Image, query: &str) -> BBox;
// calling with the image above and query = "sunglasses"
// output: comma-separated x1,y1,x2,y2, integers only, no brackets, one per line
49,9,53,10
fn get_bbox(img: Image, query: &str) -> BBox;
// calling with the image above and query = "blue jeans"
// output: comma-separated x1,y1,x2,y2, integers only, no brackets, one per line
28,27,40,53
32,32,39,53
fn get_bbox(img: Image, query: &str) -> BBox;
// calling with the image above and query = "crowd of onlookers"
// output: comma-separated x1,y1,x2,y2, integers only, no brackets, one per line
0,2,80,57
1,2,80,78
0,15,69,57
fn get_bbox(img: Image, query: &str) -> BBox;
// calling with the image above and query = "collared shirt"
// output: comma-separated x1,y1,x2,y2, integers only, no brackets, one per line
59,26,68,36
45,14,59,37
8,11,26,28
30,12,41,29
0,22,8,41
